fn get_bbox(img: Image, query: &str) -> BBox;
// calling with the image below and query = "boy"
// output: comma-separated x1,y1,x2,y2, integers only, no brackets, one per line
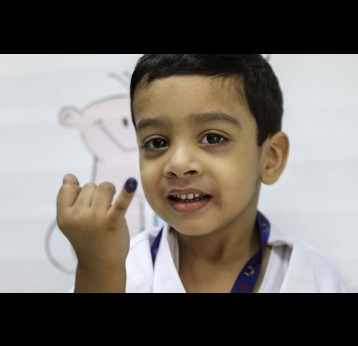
57,54,356,292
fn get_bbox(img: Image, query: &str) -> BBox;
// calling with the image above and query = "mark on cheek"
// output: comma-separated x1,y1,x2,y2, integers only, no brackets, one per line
211,194,222,208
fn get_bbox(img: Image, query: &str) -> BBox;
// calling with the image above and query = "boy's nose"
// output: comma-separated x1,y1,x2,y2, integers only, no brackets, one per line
163,145,202,179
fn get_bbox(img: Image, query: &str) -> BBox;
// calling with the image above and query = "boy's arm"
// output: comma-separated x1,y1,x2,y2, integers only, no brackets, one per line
56,174,137,293
74,263,127,293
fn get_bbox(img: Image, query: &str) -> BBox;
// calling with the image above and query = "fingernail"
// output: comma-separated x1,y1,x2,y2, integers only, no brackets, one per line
124,178,137,193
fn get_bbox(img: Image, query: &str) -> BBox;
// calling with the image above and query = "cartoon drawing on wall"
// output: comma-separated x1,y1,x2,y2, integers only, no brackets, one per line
45,73,150,274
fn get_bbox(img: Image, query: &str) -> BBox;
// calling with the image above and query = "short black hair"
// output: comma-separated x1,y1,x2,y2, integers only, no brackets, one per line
130,54,283,146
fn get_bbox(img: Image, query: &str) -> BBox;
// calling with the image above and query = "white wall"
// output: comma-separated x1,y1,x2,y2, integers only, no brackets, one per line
260,54,358,285
0,54,357,292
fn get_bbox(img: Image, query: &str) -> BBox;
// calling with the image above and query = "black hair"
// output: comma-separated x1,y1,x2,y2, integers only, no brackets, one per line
130,54,283,146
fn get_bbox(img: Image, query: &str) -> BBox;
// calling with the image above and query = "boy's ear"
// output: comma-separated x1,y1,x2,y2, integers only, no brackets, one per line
260,132,289,185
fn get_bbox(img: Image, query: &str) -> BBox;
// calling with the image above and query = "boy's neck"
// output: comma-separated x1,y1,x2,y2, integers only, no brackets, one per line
176,209,260,264
176,209,262,293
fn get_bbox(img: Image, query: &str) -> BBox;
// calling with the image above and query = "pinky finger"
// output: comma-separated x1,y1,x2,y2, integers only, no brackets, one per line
57,174,81,209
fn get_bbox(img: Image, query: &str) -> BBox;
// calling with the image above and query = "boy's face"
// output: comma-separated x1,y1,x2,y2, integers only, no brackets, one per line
133,76,264,236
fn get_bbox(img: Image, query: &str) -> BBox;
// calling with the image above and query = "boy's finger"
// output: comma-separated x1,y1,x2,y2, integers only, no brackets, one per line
57,174,81,208
63,173,80,185
92,182,116,212
74,183,96,208
110,178,137,216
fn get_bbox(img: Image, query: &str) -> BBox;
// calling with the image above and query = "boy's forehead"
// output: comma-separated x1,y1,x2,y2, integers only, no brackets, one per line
133,75,250,121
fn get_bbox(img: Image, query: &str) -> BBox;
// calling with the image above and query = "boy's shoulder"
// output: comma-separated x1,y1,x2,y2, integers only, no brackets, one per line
126,223,358,293
269,225,357,293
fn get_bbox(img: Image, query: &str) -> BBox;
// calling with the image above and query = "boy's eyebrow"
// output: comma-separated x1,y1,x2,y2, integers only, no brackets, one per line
189,112,241,128
136,116,171,132
136,112,241,132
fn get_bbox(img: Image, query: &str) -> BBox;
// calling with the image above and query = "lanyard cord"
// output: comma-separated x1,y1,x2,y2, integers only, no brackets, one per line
150,211,271,293
231,212,270,293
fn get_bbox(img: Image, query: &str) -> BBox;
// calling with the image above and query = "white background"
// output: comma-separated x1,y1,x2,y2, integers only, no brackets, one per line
0,54,357,292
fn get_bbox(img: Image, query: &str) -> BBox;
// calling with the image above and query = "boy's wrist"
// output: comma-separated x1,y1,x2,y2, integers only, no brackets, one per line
74,263,126,293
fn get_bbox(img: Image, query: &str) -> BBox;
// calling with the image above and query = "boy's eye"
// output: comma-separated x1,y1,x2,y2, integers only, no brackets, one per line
201,133,226,145
144,137,168,149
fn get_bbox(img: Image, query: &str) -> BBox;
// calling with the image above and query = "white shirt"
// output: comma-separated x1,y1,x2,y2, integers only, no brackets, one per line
126,223,357,293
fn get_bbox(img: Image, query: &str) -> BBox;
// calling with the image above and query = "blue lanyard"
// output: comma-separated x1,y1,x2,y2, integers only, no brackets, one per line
150,211,271,293
230,211,270,293
151,227,163,265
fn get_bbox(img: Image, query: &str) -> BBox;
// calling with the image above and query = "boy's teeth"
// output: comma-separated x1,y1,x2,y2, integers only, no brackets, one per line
175,194,207,200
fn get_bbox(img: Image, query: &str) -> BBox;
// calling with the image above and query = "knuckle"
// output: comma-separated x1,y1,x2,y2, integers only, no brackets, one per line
99,182,116,193
114,199,127,212
57,209,87,230
83,183,97,190
79,209,105,230
58,184,72,197
62,183,80,191
57,202,113,236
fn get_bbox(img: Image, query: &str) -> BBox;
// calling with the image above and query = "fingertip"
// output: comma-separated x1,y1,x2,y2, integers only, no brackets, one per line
112,178,137,214
63,173,80,185
124,177,137,193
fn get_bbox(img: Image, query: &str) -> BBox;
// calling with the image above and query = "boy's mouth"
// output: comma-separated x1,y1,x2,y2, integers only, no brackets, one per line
167,189,212,213
169,193,209,202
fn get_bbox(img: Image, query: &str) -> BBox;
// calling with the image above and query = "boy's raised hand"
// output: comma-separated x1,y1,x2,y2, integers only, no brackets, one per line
56,174,137,292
